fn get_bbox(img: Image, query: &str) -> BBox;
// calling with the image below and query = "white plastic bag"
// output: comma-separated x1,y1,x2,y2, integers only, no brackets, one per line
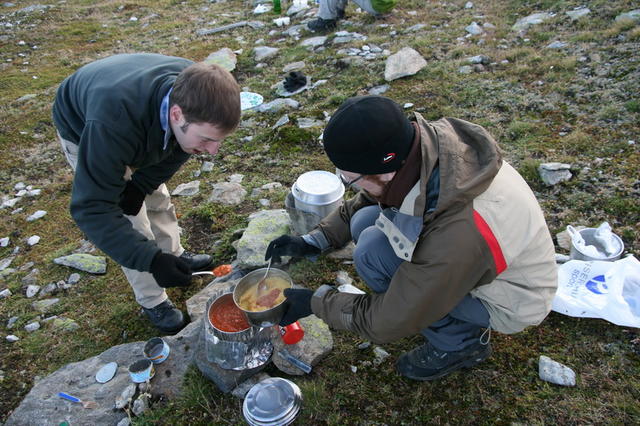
552,255,640,327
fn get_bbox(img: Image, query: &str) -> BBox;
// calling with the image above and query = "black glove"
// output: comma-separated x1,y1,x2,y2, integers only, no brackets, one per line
283,71,307,92
119,180,146,216
265,235,320,263
280,288,314,326
149,252,192,288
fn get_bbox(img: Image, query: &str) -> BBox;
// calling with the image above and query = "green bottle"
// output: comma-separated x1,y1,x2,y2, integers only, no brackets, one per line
273,0,281,14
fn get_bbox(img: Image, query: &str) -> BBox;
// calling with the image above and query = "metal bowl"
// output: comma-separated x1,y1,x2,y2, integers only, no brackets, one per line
233,268,293,328
569,227,624,261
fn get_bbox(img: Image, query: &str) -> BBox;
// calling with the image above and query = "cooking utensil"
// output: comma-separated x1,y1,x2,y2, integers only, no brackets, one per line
192,271,215,276
58,392,97,409
256,258,272,296
233,267,292,328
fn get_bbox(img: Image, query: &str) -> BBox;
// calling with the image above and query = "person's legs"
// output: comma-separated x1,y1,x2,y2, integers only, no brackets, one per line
351,0,381,16
317,0,348,20
423,295,490,351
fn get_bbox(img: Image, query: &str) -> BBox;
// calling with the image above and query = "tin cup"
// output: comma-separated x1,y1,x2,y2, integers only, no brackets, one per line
144,337,170,364
128,359,155,383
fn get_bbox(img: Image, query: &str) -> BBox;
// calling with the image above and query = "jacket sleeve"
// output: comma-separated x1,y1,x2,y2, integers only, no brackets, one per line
310,210,497,343
130,147,190,194
70,120,161,272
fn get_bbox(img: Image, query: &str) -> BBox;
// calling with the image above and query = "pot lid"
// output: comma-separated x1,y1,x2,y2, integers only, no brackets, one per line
242,377,302,425
292,171,344,205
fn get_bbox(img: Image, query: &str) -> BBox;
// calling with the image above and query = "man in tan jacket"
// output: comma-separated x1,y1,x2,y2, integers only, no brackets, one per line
266,96,557,380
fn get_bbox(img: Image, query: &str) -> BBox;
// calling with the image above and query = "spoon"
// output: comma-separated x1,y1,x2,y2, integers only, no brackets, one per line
192,271,215,276
256,257,272,296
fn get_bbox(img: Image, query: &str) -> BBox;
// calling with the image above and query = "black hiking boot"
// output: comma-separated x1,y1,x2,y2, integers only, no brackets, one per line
179,251,213,272
307,17,337,32
396,340,491,381
142,299,186,334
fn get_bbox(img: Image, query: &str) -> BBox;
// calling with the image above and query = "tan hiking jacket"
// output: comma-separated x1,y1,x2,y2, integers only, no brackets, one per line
309,114,557,342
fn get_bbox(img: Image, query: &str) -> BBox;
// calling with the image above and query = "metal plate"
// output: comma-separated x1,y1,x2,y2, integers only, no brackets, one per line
95,362,118,384
243,377,302,425
240,92,264,111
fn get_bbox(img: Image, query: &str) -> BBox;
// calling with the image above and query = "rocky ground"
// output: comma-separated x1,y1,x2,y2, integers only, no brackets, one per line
1,0,639,424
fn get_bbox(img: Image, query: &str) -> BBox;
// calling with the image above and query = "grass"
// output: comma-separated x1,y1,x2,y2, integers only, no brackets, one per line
1,0,639,423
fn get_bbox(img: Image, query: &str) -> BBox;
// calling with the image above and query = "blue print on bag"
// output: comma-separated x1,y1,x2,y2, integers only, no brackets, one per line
585,275,608,294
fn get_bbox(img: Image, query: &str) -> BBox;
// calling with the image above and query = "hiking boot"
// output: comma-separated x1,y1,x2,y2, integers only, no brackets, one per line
307,17,337,32
336,7,345,19
396,340,491,381
142,299,186,333
179,251,213,272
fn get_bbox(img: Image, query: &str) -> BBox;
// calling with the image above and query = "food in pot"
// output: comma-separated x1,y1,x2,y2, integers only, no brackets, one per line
209,294,250,332
238,276,290,312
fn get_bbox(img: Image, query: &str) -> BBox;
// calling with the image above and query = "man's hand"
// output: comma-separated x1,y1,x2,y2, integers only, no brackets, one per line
149,252,192,288
119,180,146,216
279,288,314,326
265,235,320,263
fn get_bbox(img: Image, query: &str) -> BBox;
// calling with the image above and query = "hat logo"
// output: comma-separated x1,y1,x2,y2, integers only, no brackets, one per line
382,153,396,163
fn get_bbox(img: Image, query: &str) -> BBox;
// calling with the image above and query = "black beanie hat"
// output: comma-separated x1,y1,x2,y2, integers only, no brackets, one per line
323,95,415,174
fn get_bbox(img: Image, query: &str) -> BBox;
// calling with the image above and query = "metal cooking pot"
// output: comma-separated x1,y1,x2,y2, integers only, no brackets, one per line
291,170,345,218
233,268,292,328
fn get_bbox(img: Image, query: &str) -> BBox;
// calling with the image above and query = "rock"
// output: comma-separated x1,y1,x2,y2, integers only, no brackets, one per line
539,355,576,386
546,41,567,49
0,288,12,298
465,22,484,35
21,269,39,286
7,316,18,328
1,256,15,271
297,118,324,129
256,98,300,114
271,314,333,375
6,335,19,343
405,23,427,32
273,114,289,129
196,20,265,36
52,317,80,332
5,320,199,425
231,373,271,399
373,346,390,366
25,322,40,332
236,209,291,268
27,235,40,246
336,270,353,286
299,36,327,48
131,393,150,415
615,10,640,22
171,180,200,196
25,285,40,298
115,383,137,409
368,84,390,95
204,47,237,71
53,253,107,274
566,8,590,20
253,46,279,61
0,237,9,247
208,182,247,205
465,1,473,8
201,161,214,172
538,162,572,186
468,55,490,64
116,417,131,426
67,273,81,285
26,210,46,221
32,298,60,313
384,47,427,82
228,174,244,184
512,12,553,31
39,282,58,296
459,65,473,74
283,61,305,72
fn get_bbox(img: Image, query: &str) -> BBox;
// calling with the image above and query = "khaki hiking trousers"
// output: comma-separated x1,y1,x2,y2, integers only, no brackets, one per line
58,132,184,309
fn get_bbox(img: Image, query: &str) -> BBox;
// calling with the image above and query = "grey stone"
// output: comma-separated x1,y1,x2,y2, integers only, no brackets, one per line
258,199,270,207
116,417,131,426
32,298,60,313
465,1,473,8
271,314,333,375
0,237,9,247
373,346,390,366
538,162,572,186
52,317,80,332
204,47,237,71
53,253,107,274
171,180,200,196
406,23,426,32
273,114,290,129
253,46,279,61
196,20,265,36
7,316,19,329
40,282,58,296
256,98,300,113
26,210,46,221
0,288,12,298
566,8,590,20
24,322,40,332
512,12,553,31
299,36,327,47
25,285,40,298
16,94,37,103
115,383,137,409
236,210,291,268
228,174,244,184
131,393,150,415
368,84,390,95
201,161,214,172
546,41,567,49
231,373,271,399
465,22,484,35
5,319,199,425
67,273,81,285
21,269,39,286
1,198,21,209
335,270,353,286
208,182,247,205
615,10,640,22
297,118,324,129
283,61,305,72
459,65,473,74
384,47,427,81
468,55,490,64
6,335,19,342
539,355,576,386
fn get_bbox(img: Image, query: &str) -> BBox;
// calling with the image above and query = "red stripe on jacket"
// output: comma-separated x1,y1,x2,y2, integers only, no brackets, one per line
473,210,507,274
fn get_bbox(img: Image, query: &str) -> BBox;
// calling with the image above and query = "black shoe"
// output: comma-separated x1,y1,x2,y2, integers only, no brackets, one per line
396,340,491,381
307,17,336,32
336,8,345,19
142,299,186,333
179,251,213,272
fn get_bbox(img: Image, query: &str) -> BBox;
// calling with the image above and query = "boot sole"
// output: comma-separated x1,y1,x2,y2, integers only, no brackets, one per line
398,347,491,381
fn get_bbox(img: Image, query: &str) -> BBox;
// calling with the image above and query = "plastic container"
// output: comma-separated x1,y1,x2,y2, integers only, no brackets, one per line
291,171,345,219
243,378,302,425
569,227,624,261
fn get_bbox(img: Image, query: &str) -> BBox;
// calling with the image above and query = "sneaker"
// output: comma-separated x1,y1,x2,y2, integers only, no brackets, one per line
142,299,186,333
307,17,337,32
396,340,491,381
179,251,213,272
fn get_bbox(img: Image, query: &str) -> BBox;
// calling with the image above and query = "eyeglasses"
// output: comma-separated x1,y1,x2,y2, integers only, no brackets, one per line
339,173,364,189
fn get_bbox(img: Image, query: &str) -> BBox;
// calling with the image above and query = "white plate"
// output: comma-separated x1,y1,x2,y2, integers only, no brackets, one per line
240,91,264,111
